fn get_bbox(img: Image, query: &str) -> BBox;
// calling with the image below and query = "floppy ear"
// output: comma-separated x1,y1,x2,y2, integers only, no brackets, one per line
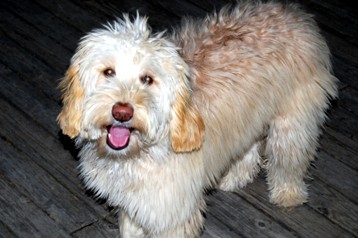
170,76,205,153
57,65,84,138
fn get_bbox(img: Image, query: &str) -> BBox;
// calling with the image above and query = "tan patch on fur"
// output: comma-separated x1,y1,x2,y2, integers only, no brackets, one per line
57,66,84,138
170,80,205,153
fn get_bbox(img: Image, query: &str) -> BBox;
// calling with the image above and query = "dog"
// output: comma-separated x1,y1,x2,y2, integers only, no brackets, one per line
57,1,338,237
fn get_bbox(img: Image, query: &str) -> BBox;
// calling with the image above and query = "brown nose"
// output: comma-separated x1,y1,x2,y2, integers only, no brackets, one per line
112,102,134,122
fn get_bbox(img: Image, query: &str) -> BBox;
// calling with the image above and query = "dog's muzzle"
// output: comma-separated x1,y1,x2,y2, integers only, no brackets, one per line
106,102,133,150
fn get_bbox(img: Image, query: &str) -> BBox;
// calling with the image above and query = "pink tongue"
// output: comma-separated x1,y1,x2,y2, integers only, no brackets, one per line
107,126,131,149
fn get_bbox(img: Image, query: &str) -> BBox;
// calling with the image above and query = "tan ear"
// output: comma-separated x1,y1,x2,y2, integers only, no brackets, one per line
57,66,84,138
170,80,205,153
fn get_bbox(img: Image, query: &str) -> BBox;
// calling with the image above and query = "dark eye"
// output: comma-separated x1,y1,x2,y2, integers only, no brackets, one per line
140,75,154,85
103,68,116,77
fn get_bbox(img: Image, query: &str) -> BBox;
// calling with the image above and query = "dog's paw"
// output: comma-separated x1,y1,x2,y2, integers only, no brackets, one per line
269,183,308,208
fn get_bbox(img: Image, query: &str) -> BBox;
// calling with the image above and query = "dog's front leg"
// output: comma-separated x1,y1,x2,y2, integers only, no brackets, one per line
119,211,145,238
119,200,205,238
158,205,204,238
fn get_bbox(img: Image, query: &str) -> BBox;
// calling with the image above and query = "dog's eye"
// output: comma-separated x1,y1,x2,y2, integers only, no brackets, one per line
140,75,154,85
103,68,116,77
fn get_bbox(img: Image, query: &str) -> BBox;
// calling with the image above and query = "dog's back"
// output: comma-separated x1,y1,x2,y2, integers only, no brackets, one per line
175,1,338,207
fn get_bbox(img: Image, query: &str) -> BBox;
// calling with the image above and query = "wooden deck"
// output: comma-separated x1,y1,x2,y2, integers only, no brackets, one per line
0,0,357,237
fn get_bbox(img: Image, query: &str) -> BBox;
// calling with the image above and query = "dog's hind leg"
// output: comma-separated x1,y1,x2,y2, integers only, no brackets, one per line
264,86,329,207
218,142,262,191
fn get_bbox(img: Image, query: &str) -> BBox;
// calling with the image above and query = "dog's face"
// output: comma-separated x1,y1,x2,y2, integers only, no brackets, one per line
57,16,204,157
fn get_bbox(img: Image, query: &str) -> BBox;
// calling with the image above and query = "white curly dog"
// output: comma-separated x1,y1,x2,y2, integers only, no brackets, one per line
58,1,337,237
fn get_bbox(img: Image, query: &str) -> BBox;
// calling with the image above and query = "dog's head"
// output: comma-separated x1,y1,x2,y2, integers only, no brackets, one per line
57,15,204,156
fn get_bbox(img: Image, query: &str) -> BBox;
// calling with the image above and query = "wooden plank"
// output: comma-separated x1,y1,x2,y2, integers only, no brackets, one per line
308,177,358,235
154,0,208,18
0,95,79,196
336,87,358,116
0,62,61,136
71,213,118,238
0,36,62,99
325,127,358,154
324,32,358,78
0,131,96,233
306,0,358,45
205,191,297,238
202,212,245,238
331,52,358,91
0,0,82,51
320,131,358,170
0,7,72,72
70,0,182,32
70,0,135,21
186,0,230,12
326,106,358,143
32,0,104,33
314,151,358,202
0,220,17,238
0,168,70,237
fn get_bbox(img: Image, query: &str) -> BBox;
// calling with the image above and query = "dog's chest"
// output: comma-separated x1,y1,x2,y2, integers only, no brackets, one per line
80,152,204,229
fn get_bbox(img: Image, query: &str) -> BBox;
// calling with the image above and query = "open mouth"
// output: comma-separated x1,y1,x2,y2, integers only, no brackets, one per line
106,125,132,150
